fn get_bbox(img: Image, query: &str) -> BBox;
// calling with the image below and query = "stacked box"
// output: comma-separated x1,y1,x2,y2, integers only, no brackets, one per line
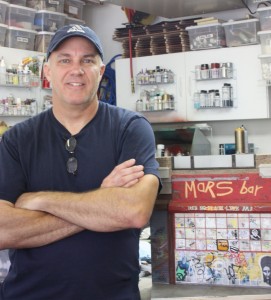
34,31,54,52
64,0,85,19
257,6,271,31
9,0,26,6
186,24,226,50
6,4,36,30
0,0,9,24
223,19,260,47
34,10,66,32
26,0,64,13
5,26,37,50
0,23,7,46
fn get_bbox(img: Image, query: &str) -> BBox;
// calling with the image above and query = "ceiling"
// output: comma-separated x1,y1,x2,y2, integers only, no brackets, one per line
104,0,248,18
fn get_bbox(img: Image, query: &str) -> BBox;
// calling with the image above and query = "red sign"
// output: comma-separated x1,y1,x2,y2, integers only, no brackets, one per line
169,173,271,213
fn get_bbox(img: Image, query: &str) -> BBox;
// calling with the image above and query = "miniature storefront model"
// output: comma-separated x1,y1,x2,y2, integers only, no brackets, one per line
169,173,271,287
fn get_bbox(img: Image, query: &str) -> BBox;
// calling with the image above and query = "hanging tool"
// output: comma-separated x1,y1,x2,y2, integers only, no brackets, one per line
123,7,136,93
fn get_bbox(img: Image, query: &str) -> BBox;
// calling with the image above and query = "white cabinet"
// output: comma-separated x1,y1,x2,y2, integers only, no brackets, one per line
116,45,270,123
185,45,270,121
116,53,187,123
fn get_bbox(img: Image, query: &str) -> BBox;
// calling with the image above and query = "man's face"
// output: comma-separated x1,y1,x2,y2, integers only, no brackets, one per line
263,266,271,279
44,36,105,109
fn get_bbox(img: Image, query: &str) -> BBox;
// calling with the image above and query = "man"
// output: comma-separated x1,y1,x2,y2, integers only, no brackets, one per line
0,25,160,299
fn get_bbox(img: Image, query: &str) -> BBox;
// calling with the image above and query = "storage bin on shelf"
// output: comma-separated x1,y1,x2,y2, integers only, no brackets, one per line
222,19,260,47
26,0,64,13
64,0,85,19
257,6,271,30
65,15,85,26
0,0,8,24
9,0,26,6
186,23,226,50
34,31,54,52
258,30,271,54
5,4,36,30
5,26,37,50
258,53,271,84
0,23,7,46
34,10,66,32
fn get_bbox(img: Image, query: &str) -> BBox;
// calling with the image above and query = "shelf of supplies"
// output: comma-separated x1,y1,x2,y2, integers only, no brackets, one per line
137,81,174,86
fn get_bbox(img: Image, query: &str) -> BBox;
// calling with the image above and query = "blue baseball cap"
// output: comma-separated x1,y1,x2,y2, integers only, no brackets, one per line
46,24,104,61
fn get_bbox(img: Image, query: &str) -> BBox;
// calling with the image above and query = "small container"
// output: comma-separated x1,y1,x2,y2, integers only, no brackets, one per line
222,19,260,47
34,31,54,53
26,0,64,13
64,0,85,19
5,26,37,50
200,64,209,79
0,23,7,46
0,0,9,24
34,10,66,32
222,83,233,107
210,62,220,79
195,65,201,80
199,90,207,107
258,30,271,54
259,53,271,85
5,4,36,30
186,23,226,50
257,6,271,31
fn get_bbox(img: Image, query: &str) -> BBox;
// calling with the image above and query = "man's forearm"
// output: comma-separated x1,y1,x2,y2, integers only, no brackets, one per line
0,202,83,250
17,174,159,232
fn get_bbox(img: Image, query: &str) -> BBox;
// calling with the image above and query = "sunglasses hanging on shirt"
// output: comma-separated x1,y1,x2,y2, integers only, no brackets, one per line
65,136,78,175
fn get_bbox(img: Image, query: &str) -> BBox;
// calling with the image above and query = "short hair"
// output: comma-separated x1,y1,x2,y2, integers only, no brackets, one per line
261,256,271,269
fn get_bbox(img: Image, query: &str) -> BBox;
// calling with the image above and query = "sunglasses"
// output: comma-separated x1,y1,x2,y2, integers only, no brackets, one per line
65,136,78,175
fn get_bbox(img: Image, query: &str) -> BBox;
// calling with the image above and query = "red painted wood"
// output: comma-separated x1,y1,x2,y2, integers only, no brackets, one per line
169,173,271,213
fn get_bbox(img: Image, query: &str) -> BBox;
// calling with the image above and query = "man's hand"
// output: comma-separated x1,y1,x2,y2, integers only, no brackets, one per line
101,158,144,188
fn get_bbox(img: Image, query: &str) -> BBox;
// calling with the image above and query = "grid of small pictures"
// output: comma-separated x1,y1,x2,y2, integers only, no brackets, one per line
174,213,271,252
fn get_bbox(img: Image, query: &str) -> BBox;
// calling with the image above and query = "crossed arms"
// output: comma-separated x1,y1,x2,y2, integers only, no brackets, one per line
0,159,159,250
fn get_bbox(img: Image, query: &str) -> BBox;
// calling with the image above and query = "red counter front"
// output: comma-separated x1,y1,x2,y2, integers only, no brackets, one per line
168,173,271,288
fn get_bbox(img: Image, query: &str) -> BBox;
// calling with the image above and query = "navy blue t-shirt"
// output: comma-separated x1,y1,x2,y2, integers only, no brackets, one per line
0,102,160,300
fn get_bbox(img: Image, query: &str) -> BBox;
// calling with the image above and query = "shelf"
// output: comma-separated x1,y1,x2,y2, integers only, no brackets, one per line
195,76,234,81
137,81,174,86
141,108,175,112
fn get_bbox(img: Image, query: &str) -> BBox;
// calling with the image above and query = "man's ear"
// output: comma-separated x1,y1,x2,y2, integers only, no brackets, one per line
100,64,106,78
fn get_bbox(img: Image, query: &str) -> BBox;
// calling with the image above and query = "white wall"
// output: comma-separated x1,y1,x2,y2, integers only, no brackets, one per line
83,3,271,155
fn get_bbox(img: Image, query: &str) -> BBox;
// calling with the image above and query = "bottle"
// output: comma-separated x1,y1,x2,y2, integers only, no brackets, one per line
241,125,249,154
23,65,30,86
0,56,6,85
195,65,201,80
199,90,207,107
235,125,249,154
162,69,168,83
220,63,227,78
193,91,200,109
222,83,231,107
155,66,162,83
210,63,220,79
200,64,209,79
18,63,24,85
226,62,233,78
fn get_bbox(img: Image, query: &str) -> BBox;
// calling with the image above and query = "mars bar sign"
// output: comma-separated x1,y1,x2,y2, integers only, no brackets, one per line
169,173,271,213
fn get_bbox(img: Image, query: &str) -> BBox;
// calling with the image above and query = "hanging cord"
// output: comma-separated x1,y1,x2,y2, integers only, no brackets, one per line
241,0,271,14
124,8,135,93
